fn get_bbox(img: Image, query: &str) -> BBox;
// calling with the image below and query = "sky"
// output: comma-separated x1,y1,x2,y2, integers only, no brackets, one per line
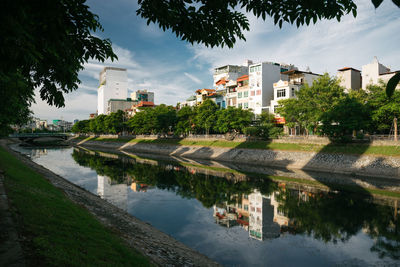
32,0,400,122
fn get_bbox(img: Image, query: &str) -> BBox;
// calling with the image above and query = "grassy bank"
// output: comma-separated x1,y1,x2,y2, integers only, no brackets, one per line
84,136,400,157
0,146,151,266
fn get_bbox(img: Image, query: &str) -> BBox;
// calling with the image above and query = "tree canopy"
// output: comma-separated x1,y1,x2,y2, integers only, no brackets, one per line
0,0,116,134
137,0,400,48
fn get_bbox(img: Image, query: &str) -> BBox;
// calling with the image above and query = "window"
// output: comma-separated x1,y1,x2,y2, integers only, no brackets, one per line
244,102,248,109
292,88,295,97
256,90,261,95
238,203,242,209
277,89,286,98
244,204,249,211
244,195,248,199
238,92,242,98
250,65,261,73
244,91,248,97
238,103,242,108
251,91,255,96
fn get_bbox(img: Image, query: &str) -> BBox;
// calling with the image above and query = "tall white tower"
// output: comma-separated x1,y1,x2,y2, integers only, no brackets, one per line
97,67,128,115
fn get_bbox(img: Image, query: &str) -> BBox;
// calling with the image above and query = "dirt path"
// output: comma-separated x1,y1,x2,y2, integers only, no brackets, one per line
1,140,219,266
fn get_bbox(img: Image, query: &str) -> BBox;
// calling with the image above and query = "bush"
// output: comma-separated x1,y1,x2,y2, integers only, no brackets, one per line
244,125,283,139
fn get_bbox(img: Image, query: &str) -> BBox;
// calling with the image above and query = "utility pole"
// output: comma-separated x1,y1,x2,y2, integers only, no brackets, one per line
395,118,398,141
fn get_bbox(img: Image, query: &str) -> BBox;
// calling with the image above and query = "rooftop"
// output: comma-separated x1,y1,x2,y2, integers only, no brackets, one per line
338,67,361,72
281,69,321,76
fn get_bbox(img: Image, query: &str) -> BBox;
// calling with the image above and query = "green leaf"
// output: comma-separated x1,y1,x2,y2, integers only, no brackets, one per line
372,0,384,8
386,72,400,97
393,0,400,7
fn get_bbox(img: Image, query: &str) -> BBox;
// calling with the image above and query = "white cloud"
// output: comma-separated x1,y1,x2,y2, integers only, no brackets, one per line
189,0,400,75
184,72,202,84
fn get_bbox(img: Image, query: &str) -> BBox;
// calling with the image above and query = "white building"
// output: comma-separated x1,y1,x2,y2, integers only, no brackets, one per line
337,67,361,92
362,57,391,90
248,62,296,114
213,63,249,87
97,67,128,115
97,175,128,211
248,190,280,241
270,70,320,115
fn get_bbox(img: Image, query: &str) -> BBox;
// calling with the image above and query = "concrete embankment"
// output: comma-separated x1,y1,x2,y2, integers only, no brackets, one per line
71,139,400,181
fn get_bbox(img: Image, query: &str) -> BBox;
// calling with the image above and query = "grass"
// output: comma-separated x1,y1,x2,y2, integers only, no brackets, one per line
86,137,400,156
0,147,151,266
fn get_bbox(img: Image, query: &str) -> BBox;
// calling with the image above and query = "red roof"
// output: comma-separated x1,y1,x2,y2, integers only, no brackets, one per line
216,79,227,85
338,67,361,72
137,101,155,107
237,75,249,82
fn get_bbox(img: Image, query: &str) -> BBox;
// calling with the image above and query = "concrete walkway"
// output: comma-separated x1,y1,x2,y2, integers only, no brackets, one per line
0,170,25,266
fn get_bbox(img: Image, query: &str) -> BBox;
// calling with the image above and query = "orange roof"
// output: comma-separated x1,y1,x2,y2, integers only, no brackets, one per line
196,88,216,93
237,75,249,82
338,67,361,72
137,101,155,107
216,79,227,85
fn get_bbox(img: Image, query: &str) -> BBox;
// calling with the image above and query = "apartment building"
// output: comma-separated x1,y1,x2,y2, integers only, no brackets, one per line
248,62,297,114
213,63,249,87
97,67,128,115
131,89,154,103
362,57,394,89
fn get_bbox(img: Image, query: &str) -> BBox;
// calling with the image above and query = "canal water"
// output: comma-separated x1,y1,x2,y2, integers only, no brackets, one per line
12,145,400,266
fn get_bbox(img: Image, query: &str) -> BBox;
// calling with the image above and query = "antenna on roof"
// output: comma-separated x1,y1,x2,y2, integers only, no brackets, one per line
306,66,311,72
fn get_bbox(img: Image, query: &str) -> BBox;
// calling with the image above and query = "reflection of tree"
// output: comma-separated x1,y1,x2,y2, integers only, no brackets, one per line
71,148,400,259
276,188,400,259
71,149,276,208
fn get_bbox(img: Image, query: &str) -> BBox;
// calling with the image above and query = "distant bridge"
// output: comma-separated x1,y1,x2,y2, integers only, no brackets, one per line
9,133,73,142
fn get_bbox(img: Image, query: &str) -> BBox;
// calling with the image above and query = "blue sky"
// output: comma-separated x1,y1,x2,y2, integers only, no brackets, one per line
32,0,400,122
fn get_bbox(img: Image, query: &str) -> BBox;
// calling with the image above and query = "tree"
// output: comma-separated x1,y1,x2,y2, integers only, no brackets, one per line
0,0,116,133
176,106,196,136
105,110,125,134
137,0,399,48
277,74,345,135
215,107,253,133
194,100,218,135
319,95,371,141
367,82,400,133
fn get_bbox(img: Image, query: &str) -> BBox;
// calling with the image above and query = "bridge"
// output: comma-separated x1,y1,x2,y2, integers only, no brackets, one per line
9,133,73,142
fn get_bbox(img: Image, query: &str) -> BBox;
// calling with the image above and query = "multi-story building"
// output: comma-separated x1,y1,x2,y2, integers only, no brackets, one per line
225,79,238,107
213,64,249,87
131,89,154,103
248,62,296,115
180,95,197,108
270,69,320,115
236,75,250,109
97,67,128,115
362,57,393,90
107,98,138,114
195,88,216,105
337,67,361,92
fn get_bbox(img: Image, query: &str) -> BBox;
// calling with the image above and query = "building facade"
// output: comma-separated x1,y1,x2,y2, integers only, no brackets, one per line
248,62,296,114
97,67,128,115
337,67,361,92
131,89,154,103
270,70,320,115
107,98,138,114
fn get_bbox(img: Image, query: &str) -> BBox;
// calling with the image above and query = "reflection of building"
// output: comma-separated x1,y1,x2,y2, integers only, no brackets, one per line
248,190,280,240
131,182,150,192
213,194,250,230
97,175,128,211
30,148,48,159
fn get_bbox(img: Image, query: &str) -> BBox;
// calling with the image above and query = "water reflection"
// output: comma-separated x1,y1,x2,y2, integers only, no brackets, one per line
69,147,400,262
